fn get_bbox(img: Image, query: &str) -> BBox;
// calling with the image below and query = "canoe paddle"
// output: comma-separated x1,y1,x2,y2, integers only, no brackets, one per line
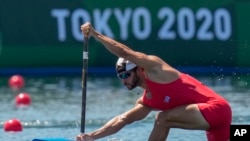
32,30,89,141
81,27,89,133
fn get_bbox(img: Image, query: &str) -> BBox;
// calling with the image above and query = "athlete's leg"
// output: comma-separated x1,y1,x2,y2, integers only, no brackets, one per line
148,122,170,141
148,104,210,141
206,124,230,141
201,101,232,141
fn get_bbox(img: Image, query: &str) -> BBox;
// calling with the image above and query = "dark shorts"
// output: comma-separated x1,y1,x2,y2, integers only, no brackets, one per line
198,99,232,141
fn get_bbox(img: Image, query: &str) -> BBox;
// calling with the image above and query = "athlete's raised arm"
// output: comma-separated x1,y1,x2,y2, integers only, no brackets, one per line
81,22,165,71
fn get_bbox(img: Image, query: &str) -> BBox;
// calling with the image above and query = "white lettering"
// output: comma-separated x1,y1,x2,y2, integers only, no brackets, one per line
234,129,247,136
196,8,213,40
158,7,176,40
51,9,70,42
177,7,195,40
71,9,91,41
214,8,232,41
114,8,132,40
234,129,241,136
93,8,114,38
50,7,232,42
132,7,151,40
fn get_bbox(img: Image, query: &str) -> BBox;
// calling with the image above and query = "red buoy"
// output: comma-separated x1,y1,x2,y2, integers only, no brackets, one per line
8,74,25,91
15,92,31,106
3,118,23,132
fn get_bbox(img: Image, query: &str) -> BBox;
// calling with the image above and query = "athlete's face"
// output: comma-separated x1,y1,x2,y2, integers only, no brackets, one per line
117,68,139,90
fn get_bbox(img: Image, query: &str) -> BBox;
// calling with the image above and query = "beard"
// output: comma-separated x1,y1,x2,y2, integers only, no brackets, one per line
125,74,139,90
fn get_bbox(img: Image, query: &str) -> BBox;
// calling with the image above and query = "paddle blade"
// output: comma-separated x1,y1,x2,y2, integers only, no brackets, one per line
32,138,72,141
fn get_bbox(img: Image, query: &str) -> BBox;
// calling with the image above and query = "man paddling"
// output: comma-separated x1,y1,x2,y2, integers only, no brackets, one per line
77,22,232,141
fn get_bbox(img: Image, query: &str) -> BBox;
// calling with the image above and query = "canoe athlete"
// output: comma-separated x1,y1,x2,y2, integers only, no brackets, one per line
77,22,232,141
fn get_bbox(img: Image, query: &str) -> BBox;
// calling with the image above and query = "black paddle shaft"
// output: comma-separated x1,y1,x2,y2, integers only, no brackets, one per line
81,36,89,133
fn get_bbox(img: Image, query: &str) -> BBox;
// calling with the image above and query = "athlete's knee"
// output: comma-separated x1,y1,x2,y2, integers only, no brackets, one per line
154,111,172,127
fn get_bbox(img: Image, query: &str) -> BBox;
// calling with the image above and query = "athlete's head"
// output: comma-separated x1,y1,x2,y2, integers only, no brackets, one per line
116,57,139,90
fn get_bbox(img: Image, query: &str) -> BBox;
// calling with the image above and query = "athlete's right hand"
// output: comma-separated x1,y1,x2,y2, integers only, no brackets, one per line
76,133,95,141
81,22,94,37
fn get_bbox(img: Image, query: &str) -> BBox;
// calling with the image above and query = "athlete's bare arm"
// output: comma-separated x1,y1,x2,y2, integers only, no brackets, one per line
81,22,180,83
77,98,152,140
81,22,160,69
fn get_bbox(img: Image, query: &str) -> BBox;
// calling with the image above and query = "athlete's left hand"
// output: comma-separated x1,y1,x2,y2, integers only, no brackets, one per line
76,133,95,141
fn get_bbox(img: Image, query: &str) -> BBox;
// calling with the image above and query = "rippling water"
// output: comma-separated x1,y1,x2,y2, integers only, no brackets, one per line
0,74,250,141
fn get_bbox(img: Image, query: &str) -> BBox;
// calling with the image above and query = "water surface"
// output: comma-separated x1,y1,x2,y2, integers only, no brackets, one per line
0,74,250,141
